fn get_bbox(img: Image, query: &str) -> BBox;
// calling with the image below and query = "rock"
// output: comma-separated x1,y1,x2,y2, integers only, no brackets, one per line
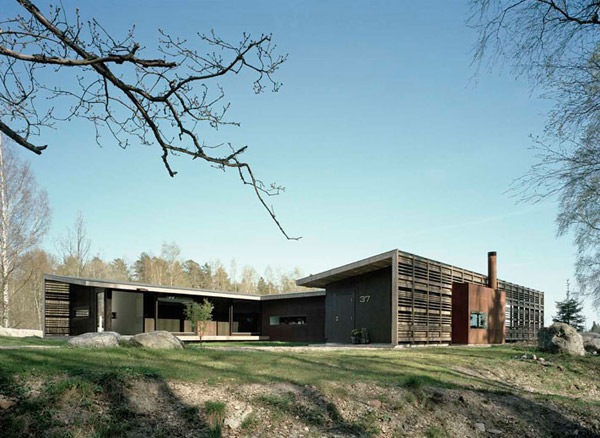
0,395,16,410
538,323,585,356
130,331,184,349
582,332,600,354
474,422,486,432
488,428,503,434
67,331,121,348
368,399,382,408
224,404,253,430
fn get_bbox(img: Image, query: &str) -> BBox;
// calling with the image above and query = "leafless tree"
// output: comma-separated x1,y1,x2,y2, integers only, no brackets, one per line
0,0,297,239
471,1,600,136
55,211,91,277
0,134,50,327
471,1,600,307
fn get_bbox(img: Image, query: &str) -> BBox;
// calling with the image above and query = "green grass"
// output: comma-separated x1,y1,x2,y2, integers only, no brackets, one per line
0,335,67,346
204,401,226,437
425,426,447,438
1,338,599,437
1,338,599,413
0,340,597,396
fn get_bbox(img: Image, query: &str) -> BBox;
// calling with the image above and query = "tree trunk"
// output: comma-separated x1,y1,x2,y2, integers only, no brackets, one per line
0,136,10,327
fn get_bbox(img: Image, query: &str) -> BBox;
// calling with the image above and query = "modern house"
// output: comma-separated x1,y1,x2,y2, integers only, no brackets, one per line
43,249,544,345
43,275,325,342
296,250,543,345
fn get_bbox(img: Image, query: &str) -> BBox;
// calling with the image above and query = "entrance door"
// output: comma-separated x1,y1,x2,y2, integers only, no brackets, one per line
330,291,354,343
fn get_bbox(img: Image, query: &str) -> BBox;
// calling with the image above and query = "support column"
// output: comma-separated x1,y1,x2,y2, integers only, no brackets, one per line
104,290,112,332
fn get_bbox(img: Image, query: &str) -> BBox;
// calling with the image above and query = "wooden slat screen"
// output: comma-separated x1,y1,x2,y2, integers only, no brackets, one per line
396,250,544,344
500,279,544,342
44,280,70,335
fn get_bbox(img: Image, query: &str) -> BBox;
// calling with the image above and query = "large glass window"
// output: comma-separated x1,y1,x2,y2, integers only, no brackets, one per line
232,300,260,333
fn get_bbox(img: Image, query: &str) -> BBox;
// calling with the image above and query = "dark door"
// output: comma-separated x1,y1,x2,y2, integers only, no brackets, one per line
330,291,354,343
70,286,97,336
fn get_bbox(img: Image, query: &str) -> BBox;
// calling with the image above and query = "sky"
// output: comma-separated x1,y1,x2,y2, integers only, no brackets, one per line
4,1,598,326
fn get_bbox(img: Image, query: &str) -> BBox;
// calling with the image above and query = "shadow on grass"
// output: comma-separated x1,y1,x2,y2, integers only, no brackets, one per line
1,346,599,437
0,352,219,437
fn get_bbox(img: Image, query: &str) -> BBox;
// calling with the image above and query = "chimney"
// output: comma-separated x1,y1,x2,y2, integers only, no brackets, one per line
488,251,497,290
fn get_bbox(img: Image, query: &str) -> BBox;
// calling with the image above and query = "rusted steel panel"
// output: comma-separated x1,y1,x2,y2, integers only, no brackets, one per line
452,283,505,345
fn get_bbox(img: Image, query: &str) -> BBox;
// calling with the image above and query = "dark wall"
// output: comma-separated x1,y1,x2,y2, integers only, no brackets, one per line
70,285,97,336
451,283,469,344
261,296,325,342
325,268,392,344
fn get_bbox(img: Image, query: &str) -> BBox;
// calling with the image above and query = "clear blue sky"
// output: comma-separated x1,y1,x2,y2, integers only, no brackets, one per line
6,1,597,326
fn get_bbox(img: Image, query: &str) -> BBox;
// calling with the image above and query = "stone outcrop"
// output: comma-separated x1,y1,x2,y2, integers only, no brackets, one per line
538,323,585,356
582,332,600,354
67,331,121,348
224,403,253,430
129,331,184,349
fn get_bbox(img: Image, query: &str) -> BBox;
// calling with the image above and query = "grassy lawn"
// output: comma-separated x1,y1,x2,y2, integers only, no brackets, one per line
1,339,598,399
0,335,67,347
1,338,599,437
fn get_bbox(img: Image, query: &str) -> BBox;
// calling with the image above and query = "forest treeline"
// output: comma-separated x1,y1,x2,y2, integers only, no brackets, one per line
1,140,311,332
8,220,313,331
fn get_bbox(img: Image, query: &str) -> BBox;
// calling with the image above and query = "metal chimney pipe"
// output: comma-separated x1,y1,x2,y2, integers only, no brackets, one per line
488,251,497,290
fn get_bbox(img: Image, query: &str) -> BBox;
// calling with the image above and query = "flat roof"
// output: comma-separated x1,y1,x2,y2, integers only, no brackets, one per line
296,249,544,294
44,274,325,301
296,250,396,288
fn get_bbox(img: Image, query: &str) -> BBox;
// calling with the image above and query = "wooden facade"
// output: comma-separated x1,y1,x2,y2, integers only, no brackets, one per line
395,250,543,343
44,249,545,346
44,280,70,335
261,295,326,342
297,249,544,345
500,280,544,342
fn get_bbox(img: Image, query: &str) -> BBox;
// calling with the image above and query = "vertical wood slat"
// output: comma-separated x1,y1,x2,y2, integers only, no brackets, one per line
396,250,543,344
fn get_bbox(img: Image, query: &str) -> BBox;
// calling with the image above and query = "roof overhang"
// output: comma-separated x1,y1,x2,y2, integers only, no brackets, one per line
43,274,325,301
296,249,396,288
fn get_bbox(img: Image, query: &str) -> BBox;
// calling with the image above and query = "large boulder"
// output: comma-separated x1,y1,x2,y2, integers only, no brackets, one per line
68,331,121,348
538,323,585,356
582,332,600,354
129,331,184,349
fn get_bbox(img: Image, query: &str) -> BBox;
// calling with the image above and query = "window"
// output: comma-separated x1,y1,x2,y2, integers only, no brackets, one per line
73,307,90,318
470,312,488,329
269,316,307,326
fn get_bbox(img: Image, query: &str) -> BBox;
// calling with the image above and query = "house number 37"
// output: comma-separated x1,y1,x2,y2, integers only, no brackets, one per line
359,295,371,303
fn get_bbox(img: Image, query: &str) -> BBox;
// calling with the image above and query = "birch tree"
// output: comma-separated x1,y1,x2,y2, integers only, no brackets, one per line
471,1,600,307
0,135,50,327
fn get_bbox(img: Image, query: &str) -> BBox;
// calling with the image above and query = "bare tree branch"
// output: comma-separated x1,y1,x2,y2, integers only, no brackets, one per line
0,0,298,239
471,0,600,306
